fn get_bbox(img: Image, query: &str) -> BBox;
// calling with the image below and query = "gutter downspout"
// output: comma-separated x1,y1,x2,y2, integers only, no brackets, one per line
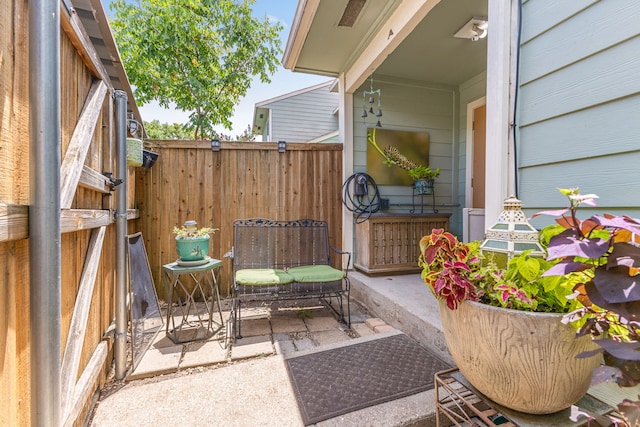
29,0,62,424
114,91,128,380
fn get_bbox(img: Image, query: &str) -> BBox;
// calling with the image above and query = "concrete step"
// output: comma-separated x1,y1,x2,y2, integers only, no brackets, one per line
349,271,453,365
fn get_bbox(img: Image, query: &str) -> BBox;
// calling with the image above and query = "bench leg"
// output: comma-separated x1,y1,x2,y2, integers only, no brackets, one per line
319,284,351,329
345,277,351,328
235,298,243,339
230,295,243,340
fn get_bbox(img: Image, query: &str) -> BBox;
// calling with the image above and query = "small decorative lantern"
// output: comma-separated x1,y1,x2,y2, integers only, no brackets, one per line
183,220,197,234
480,195,545,267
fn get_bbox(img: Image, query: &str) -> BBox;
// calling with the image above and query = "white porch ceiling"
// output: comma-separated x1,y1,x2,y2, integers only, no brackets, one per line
286,0,488,88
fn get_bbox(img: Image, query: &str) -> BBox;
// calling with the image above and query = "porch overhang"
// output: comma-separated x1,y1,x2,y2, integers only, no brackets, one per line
284,0,439,93
283,0,491,94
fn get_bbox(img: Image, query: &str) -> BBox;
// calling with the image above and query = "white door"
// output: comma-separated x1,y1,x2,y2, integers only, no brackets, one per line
464,99,486,242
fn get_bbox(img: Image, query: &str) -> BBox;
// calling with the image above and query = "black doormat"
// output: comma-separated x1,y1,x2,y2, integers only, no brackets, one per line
285,332,451,425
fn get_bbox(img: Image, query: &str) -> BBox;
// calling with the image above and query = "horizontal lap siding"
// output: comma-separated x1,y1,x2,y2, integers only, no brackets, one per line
267,86,338,142
516,0,640,216
518,36,640,126
352,79,456,220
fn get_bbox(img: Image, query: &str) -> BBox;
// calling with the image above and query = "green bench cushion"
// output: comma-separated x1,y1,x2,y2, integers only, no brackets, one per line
236,269,293,286
287,265,345,283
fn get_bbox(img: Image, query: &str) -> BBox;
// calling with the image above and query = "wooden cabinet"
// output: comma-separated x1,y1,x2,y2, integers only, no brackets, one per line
355,214,450,275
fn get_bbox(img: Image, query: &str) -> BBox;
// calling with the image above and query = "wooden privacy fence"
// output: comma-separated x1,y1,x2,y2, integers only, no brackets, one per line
135,140,344,299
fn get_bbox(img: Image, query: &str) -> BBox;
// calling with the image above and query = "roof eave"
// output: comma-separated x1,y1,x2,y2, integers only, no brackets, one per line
282,0,320,71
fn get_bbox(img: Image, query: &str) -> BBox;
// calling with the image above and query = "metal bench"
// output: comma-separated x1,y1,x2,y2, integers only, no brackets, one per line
229,218,351,339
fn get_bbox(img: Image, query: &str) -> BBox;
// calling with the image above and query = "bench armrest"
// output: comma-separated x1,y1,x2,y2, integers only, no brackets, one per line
330,246,352,275
224,246,234,259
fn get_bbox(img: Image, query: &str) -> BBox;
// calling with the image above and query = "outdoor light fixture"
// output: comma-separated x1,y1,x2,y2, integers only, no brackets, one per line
480,196,545,267
211,138,220,151
472,23,488,40
362,75,382,127
278,140,286,153
127,113,140,137
454,17,488,41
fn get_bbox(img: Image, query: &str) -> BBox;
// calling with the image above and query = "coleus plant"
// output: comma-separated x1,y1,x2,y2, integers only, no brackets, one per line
418,228,577,312
419,228,479,310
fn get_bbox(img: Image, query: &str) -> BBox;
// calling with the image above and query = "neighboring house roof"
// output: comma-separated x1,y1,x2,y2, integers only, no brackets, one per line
253,79,339,142
307,130,340,143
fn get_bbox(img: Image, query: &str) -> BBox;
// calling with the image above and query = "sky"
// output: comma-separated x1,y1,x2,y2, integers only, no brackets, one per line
105,0,330,137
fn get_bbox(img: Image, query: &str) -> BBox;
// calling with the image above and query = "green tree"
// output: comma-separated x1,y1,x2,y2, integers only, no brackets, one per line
110,0,282,140
144,120,193,139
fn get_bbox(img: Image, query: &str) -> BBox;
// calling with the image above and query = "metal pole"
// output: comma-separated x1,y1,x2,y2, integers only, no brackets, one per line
114,91,128,379
29,0,61,424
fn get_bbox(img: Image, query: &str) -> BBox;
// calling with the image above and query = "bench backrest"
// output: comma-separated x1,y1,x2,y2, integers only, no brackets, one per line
233,218,331,271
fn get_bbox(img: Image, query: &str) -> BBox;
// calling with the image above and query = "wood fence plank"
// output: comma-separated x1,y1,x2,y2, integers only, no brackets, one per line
79,165,111,194
60,79,108,209
61,226,106,420
137,143,343,297
63,341,108,427
0,204,29,242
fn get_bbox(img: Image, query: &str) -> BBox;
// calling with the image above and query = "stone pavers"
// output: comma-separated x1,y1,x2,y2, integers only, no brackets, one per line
231,335,274,361
180,339,228,368
128,299,397,380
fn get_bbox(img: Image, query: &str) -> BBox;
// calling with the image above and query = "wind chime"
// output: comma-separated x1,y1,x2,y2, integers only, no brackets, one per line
361,75,382,127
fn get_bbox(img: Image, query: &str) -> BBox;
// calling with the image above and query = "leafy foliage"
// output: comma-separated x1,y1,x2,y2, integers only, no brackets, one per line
172,225,218,239
533,188,640,390
418,229,576,312
419,229,479,309
144,120,256,141
110,0,283,140
233,124,259,142
407,165,440,180
144,120,193,140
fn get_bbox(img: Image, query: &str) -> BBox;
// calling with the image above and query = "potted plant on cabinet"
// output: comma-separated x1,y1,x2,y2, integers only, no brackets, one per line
173,220,218,263
419,196,601,415
407,165,440,195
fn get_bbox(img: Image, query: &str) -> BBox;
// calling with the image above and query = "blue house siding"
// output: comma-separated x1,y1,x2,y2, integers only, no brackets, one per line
352,76,457,230
516,0,640,224
256,81,338,142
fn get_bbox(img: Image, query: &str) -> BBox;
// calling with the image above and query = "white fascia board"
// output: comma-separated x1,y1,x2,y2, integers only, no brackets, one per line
283,0,321,70
344,0,442,93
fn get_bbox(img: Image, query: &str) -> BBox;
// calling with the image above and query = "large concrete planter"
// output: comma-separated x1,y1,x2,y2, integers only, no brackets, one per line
438,299,601,414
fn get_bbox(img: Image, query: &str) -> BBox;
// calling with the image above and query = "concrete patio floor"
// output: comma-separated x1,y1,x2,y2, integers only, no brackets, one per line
88,272,632,426
90,272,447,426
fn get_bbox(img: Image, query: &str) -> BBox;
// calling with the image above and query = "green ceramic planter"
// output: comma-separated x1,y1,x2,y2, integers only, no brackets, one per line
413,178,434,195
175,236,209,261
